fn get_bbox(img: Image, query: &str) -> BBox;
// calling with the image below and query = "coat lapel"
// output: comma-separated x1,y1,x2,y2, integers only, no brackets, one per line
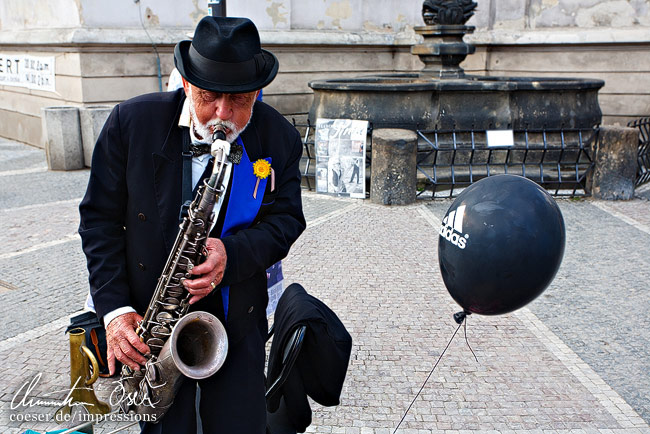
240,113,263,162
153,94,186,253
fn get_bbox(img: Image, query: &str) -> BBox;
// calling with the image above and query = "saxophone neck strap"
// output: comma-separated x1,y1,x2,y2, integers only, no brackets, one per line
180,128,193,224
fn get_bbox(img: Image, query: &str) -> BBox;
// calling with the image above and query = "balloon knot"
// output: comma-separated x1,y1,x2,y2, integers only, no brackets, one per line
453,310,470,324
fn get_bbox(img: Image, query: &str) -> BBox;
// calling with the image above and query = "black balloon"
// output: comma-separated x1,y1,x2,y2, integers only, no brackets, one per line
438,175,565,315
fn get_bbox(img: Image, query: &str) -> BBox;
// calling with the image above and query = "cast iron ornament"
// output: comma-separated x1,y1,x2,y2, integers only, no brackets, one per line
422,0,478,25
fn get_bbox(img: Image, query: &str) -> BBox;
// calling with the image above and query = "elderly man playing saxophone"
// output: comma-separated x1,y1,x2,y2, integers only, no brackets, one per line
79,16,305,433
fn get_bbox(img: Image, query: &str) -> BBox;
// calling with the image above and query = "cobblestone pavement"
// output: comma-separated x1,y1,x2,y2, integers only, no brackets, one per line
0,137,648,434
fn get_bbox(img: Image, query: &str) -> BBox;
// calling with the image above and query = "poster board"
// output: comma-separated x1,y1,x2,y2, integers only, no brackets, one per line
315,118,369,199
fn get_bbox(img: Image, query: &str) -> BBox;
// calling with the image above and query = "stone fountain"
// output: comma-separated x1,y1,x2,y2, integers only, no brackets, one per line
308,0,604,131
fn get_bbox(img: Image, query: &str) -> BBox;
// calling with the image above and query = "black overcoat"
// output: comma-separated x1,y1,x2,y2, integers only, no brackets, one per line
79,89,306,343
266,283,352,431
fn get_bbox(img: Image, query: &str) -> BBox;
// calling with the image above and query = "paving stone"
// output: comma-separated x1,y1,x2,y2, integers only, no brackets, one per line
0,139,648,433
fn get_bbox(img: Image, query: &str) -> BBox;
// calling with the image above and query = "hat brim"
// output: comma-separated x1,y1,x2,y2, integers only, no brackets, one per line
174,40,278,94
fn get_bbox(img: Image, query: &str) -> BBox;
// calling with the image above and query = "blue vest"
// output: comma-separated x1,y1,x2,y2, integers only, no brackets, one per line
219,136,270,320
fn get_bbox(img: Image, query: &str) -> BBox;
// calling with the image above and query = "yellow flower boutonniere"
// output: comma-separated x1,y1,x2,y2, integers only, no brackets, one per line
253,159,271,179
252,159,272,199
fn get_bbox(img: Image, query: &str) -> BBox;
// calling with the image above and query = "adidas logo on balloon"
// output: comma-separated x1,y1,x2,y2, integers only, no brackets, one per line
439,205,469,249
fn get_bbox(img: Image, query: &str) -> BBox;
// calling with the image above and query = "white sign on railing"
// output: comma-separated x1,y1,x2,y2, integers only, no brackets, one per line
0,54,56,92
486,129,515,148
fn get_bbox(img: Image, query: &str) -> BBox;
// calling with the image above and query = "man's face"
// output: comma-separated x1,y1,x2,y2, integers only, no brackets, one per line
182,78,259,143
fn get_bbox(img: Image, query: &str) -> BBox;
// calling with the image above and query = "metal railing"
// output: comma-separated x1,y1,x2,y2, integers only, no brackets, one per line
416,127,597,198
292,117,316,190
627,117,650,187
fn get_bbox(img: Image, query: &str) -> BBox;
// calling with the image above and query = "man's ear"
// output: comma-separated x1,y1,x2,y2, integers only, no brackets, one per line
182,77,191,97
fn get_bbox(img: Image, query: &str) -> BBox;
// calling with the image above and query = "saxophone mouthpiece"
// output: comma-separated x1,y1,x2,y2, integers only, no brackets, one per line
211,128,230,160
212,128,226,142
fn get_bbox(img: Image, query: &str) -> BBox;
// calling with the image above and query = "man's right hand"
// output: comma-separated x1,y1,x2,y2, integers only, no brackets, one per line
106,312,150,376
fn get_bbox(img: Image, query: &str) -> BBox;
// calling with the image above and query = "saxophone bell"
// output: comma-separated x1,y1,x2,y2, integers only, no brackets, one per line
167,311,228,379
120,311,228,418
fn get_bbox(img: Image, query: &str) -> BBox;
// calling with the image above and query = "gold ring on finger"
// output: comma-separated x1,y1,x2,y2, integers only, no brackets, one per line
210,281,216,289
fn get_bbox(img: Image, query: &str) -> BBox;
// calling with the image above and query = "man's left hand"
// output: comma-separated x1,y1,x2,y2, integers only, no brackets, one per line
183,237,227,305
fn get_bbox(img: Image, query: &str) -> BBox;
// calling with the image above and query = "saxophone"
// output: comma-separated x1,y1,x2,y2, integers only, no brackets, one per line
118,130,230,421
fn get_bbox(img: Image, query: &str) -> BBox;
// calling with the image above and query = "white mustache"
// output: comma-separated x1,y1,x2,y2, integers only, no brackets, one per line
206,121,235,135
192,117,237,144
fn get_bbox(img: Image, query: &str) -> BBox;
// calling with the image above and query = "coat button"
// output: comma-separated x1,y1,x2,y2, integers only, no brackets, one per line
138,263,146,271
138,213,146,221
247,306,254,314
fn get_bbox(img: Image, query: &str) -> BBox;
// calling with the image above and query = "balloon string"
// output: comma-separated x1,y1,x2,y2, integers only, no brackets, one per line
393,319,464,433
463,315,478,363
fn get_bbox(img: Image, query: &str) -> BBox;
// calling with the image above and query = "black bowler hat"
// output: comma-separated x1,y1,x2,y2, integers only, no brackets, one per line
174,16,278,93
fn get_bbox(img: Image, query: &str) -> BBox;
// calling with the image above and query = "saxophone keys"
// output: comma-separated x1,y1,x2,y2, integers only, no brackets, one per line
139,379,153,402
170,272,185,284
165,288,184,298
145,363,160,383
146,337,165,350
159,298,180,311
156,311,174,324
151,325,171,338
177,256,193,270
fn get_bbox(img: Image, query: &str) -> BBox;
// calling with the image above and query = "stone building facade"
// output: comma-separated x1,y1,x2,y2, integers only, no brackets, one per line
0,0,649,147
